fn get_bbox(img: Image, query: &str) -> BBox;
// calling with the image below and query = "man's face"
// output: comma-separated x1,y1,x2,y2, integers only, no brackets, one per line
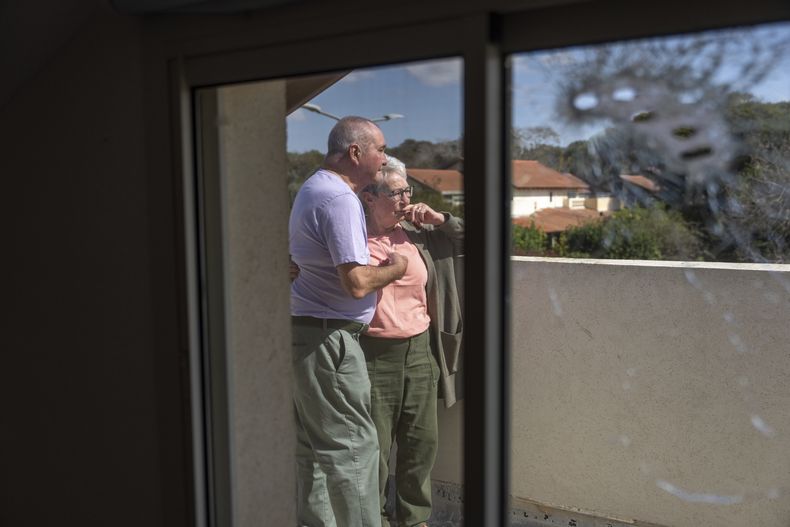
356,126,388,185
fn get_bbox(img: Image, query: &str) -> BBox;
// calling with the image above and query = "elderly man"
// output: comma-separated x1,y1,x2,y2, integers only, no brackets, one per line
290,116,407,527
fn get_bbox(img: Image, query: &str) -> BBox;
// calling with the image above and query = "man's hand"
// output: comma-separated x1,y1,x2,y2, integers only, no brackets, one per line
386,250,408,276
337,251,408,299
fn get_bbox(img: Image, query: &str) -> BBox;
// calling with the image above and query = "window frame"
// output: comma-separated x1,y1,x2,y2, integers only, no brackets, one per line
166,14,511,527
144,2,790,526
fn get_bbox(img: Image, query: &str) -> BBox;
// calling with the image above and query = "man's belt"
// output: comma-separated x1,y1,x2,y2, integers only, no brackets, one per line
291,316,368,335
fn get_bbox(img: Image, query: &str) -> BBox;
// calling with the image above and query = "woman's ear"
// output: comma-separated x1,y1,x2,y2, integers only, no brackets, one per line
361,191,375,204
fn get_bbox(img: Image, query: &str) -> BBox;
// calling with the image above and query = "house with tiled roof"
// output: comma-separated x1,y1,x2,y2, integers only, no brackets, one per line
513,208,604,234
408,160,621,225
620,174,661,193
512,160,592,216
511,160,619,236
407,168,464,207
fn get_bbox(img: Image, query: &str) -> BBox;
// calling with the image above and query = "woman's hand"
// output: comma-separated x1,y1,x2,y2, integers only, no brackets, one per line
402,203,444,228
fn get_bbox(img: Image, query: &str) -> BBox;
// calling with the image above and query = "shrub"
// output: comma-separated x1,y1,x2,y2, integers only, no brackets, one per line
559,205,703,260
512,222,547,256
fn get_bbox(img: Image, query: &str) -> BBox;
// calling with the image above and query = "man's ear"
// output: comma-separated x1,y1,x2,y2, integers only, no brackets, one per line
349,144,361,164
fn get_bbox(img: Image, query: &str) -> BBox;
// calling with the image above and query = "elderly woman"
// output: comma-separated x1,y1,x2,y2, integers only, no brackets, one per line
359,156,463,527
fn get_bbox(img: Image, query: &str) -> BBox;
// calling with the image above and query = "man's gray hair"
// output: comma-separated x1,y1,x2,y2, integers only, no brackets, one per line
326,116,380,156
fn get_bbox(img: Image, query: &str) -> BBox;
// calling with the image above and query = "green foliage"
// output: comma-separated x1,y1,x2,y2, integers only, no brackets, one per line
387,138,462,169
559,205,704,260
411,187,464,219
287,150,324,203
516,144,566,170
511,222,547,256
511,126,561,161
560,140,595,176
723,96,790,262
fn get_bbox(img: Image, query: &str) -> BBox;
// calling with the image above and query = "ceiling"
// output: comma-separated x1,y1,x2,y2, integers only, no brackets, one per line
110,0,302,14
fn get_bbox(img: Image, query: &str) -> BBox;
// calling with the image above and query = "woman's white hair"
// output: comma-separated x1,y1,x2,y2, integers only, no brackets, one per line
373,155,408,192
359,155,409,197
382,156,407,179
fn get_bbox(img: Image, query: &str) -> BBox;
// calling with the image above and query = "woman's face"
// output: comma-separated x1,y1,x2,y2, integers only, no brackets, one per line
367,175,411,228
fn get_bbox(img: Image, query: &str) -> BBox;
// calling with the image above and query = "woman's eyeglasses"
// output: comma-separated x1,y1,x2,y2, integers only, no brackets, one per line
385,186,414,200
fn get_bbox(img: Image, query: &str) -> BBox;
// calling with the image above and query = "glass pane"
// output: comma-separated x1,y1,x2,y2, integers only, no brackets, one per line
510,23,790,263
508,22,790,527
194,57,464,526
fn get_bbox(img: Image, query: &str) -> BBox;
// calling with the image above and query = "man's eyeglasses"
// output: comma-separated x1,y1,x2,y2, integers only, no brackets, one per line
385,186,414,200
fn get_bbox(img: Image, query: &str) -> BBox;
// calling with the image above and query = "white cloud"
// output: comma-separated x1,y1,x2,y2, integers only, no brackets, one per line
405,59,462,87
339,70,376,84
288,108,308,121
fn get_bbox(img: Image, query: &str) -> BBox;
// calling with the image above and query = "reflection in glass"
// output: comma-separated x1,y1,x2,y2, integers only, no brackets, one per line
508,21,790,527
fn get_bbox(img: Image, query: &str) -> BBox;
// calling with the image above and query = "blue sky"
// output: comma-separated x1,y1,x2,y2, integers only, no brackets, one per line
286,22,789,153
287,59,464,153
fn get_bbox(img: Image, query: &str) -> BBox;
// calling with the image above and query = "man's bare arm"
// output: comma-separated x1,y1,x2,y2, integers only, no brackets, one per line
337,252,408,299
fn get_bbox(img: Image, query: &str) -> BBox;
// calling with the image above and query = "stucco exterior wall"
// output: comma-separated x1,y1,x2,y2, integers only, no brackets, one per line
434,258,790,527
585,195,619,212
512,190,567,216
217,81,296,526
513,258,790,526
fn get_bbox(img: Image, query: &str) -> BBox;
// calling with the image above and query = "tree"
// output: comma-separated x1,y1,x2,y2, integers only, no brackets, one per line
387,138,462,169
287,150,324,202
559,140,594,176
723,97,790,262
510,126,568,172
411,187,464,219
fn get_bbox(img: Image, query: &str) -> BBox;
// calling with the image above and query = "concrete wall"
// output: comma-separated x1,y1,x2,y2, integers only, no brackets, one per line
434,258,790,526
217,82,296,526
506,258,790,526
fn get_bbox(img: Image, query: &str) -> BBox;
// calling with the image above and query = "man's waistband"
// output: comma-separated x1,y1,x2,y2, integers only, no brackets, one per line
291,316,368,335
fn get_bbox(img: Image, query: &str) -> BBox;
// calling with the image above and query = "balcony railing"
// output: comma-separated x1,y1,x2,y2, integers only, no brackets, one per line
431,257,790,527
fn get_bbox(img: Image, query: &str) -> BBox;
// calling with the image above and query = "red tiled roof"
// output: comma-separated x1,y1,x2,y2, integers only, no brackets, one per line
620,174,661,193
514,208,603,234
407,168,463,193
408,161,591,193
512,160,589,190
